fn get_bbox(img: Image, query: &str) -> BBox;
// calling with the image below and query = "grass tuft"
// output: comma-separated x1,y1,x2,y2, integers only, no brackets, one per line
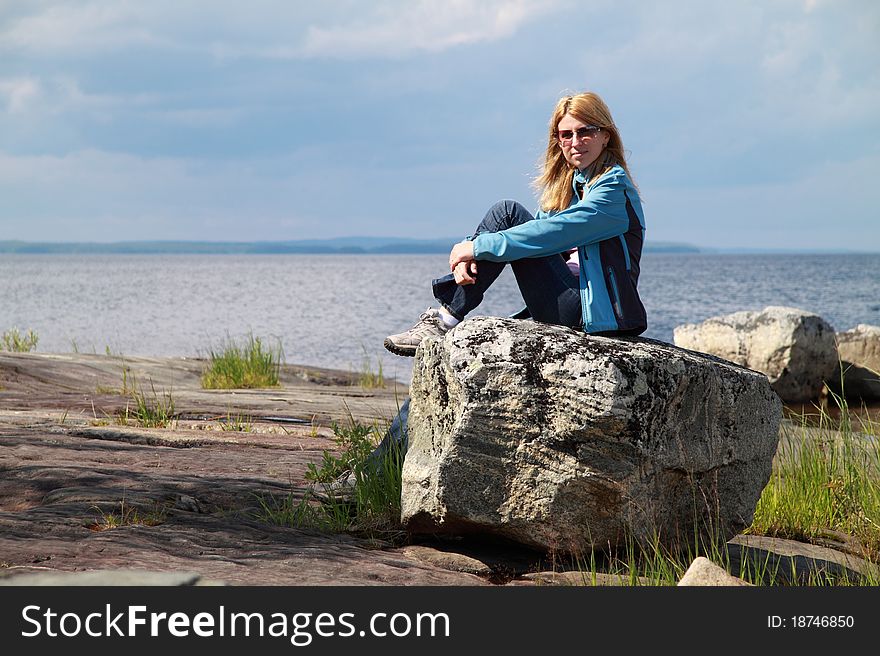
86,499,167,531
1,327,39,352
116,371,176,429
219,411,253,432
354,346,385,389
201,333,282,389
255,410,405,540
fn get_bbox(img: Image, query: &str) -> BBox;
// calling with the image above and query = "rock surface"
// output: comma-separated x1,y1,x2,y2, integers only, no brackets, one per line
0,569,220,586
673,306,838,403
0,352,490,586
3,350,873,587
727,534,878,585
829,324,880,400
401,317,782,553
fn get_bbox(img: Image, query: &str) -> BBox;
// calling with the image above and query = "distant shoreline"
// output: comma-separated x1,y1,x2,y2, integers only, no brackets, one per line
0,239,872,256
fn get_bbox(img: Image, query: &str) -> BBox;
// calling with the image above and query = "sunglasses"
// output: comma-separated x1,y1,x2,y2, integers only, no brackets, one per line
557,126,601,144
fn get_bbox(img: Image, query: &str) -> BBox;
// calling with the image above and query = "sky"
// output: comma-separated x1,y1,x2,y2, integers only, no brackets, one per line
0,0,878,251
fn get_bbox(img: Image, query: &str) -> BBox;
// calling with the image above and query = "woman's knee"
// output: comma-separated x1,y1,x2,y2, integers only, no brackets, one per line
480,199,534,232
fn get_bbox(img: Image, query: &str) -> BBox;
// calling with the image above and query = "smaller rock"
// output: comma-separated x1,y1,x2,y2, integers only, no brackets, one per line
399,546,493,576
173,494,205,513
678,557,750,586
673,306,838,402
828,324,880,400
727,535,877,584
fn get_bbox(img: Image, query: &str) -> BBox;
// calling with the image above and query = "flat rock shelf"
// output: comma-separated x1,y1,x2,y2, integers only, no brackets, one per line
1,351,875,586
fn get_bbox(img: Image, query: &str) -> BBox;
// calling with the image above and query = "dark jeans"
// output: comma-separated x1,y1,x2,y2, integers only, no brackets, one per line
432,199,582,328
370,200,582,466
367,398,410,470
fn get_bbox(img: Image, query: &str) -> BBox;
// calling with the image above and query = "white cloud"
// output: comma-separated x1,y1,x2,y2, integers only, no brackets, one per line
0,74,159,127
552,0,880,184
0,1,163,54
300,0,568,58
45,76,154,112
0,77,41,113
0,0,569,59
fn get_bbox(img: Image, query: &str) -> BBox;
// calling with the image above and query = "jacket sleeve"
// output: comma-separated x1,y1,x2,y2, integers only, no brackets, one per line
472,170,630,262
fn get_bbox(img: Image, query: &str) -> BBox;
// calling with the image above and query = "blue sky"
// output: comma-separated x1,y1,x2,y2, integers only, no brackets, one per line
0,0,878,250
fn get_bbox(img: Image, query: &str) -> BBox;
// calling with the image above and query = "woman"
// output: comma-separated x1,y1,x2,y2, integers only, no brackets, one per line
384,91,647,356
312,92,648,502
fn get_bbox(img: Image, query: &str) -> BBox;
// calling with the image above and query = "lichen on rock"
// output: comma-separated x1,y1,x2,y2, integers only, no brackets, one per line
401,317,782,554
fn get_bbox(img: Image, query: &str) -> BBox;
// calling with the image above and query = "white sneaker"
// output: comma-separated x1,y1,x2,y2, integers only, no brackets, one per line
383,308,451,357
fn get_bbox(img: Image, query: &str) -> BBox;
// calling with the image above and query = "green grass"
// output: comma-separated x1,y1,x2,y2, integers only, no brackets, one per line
201,333,282,389
116,371,177,429
551,526,876,587
354,346,385,389
1,327,39,352
219,411,253,432
748,392,880,562
527,511,875,587
255,411,405,539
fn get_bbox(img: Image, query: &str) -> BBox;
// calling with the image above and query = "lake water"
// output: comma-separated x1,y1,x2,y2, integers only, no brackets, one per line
2,253,878,385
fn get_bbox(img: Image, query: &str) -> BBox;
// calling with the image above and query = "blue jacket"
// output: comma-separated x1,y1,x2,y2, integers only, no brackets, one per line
472,165,647,334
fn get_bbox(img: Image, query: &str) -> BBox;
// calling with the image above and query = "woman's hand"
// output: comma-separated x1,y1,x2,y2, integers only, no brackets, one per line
449,240,475,271
453,260,478,285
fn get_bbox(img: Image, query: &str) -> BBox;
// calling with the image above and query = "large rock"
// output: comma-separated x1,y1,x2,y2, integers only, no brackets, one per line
401,317,782,554
828,324,880,400
672,306,837,403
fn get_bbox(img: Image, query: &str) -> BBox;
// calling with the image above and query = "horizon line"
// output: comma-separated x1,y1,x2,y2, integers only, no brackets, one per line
0,238,875,255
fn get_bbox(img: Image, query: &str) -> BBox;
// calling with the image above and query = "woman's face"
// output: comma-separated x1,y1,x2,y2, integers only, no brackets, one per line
557,113,610,170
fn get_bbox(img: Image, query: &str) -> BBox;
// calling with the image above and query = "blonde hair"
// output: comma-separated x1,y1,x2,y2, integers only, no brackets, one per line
533,92,635,213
